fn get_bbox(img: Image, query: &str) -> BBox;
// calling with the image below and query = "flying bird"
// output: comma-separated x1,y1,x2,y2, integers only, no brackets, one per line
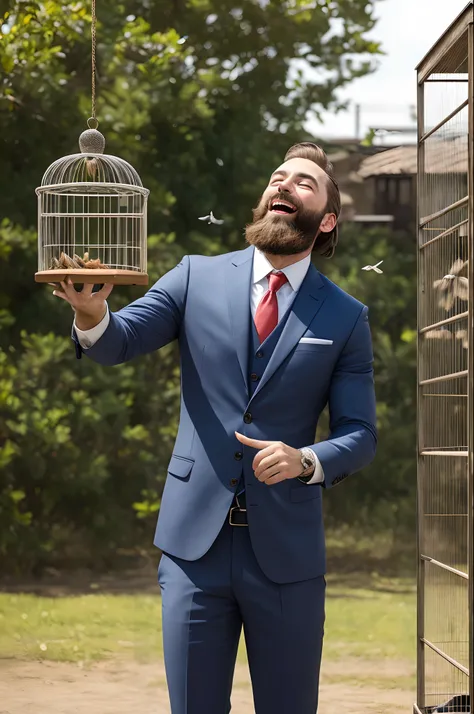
433,258,468,311
198,211,224,225
361,260,383,274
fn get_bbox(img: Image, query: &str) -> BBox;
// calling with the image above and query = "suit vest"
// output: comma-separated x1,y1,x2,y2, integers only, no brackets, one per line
235,304,293,494
247,304,292,398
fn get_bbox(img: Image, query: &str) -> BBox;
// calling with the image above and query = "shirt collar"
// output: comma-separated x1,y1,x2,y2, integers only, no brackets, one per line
252,246,311,292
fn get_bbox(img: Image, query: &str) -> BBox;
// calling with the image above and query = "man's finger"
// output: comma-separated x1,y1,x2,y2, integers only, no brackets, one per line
235,432,274,449
97,282,114,299
80,282,94,296
253,444,280,471
256,465,281,482
60,278,76,296
52,290,71,302
264,473,286,486
254,453,280,479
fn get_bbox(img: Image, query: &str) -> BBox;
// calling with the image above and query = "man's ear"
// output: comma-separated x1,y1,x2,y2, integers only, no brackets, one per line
319,213,337,234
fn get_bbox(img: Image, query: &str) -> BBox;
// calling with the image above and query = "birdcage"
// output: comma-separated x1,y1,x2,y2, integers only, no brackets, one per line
35,122,150,285
415,4,474,713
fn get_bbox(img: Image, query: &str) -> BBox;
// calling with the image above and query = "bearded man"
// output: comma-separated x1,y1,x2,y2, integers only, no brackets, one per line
54,142,377,714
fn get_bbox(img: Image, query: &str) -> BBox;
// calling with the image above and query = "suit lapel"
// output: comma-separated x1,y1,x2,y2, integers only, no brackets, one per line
226,246,254,392
250,263,327,401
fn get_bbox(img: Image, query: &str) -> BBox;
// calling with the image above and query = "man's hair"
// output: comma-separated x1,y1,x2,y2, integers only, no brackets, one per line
284,142,340,258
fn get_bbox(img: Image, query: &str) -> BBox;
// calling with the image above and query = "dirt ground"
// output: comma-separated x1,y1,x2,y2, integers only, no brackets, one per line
0,656,414,714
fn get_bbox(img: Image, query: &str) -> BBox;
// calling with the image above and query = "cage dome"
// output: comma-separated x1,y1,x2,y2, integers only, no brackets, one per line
35,127,150,286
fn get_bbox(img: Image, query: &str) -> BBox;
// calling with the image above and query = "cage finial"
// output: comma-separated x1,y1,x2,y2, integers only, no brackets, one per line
79,121,106,154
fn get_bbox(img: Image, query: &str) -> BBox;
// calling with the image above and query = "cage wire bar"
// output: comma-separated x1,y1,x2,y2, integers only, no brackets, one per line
415,4,474,712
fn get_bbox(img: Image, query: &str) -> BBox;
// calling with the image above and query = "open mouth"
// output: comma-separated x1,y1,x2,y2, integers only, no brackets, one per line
270,199,297,215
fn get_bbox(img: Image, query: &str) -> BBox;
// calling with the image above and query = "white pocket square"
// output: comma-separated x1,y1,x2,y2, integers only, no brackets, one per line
299,337,333,345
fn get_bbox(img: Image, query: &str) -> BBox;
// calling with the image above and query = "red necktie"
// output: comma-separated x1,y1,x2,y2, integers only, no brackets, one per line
254,272,288,344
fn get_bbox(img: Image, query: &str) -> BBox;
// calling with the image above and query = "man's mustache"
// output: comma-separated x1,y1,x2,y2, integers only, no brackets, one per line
266,189,302,213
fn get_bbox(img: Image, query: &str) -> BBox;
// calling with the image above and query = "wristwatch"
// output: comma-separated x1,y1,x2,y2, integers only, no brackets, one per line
298,447,316,483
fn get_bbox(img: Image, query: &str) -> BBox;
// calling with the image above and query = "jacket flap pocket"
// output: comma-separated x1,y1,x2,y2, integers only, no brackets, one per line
290,483,321,502
168,455,194,480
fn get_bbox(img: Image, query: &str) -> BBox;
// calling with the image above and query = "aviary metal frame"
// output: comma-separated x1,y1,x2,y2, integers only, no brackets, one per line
415,4,474,712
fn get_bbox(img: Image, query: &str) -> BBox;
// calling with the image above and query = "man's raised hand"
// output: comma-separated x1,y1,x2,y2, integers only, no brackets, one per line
51,277,113,330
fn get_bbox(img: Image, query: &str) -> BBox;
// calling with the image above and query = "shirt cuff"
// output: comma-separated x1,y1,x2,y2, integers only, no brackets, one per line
74,306,110,349
305,449,325,485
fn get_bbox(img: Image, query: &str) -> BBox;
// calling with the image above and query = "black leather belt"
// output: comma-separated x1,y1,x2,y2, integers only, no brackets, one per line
229,492,248,526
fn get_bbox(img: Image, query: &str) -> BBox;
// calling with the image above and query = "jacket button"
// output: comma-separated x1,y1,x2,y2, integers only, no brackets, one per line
244,412,252,424
250,373,259,382
256,350,264,358
234,451,243,461
230,478,239,487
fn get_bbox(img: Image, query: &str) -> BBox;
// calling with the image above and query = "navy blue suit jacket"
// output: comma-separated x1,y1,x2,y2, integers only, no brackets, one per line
73,246,377,583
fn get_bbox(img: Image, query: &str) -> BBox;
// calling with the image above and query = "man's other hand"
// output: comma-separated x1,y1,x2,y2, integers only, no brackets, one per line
235,432,305,485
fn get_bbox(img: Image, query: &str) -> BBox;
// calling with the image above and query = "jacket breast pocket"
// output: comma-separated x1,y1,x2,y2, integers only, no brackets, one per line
167,455,194,481
290,483,321,502
294,343,333,354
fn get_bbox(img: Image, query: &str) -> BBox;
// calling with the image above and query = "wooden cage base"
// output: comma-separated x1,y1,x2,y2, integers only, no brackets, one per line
35,269,149,286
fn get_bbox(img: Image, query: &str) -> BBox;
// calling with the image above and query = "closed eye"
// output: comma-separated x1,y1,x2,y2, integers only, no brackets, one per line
300,183,313,190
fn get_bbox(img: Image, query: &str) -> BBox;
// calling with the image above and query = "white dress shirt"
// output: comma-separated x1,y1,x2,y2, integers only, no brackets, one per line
74,247,324,484
251,246,310,320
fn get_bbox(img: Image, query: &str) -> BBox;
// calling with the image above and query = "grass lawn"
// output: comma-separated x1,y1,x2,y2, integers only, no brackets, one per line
0,573,416,688
323,574,416,661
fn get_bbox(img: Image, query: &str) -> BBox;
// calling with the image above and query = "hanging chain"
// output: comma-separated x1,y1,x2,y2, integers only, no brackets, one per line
89,0,97,127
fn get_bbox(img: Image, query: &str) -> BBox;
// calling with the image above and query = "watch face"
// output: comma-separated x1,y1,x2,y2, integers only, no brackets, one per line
302,456,312,469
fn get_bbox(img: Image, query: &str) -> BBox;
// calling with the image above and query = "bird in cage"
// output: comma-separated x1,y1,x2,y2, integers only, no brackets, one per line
49,251,109,270
432,258,468,311
424,326,468,349
86,157,98,179
361,260,383,273
456,328,469,349
198,211,224,225
424,328,452,341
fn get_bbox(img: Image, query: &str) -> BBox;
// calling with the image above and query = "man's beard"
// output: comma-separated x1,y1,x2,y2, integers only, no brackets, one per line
245,190,327,256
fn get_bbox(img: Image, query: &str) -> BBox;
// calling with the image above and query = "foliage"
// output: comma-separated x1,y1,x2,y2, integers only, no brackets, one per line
0,0,396,573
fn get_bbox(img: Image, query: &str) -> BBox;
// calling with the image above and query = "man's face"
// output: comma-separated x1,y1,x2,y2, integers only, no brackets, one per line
245,157,333,256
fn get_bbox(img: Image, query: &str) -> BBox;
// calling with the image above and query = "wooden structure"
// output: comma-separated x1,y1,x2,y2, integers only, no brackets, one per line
416,4,474,712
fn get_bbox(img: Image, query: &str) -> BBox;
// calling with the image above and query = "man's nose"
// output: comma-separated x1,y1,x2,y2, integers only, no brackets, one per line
277,177,293,193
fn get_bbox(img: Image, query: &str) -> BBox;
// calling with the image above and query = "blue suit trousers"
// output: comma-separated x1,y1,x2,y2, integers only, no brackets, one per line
158,519,326,714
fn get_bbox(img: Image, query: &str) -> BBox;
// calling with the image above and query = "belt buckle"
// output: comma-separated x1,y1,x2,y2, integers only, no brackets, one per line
228,506,248,527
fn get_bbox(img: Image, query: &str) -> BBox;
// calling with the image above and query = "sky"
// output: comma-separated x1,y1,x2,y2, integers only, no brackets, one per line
308,0,469,144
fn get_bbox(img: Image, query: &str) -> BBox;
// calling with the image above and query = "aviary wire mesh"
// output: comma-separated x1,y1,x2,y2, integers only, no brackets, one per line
415,6,473,713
